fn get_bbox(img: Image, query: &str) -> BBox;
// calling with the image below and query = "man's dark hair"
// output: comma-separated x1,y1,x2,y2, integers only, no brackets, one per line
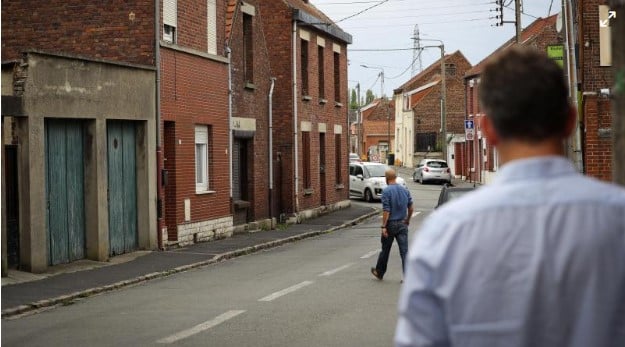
478,46,570,141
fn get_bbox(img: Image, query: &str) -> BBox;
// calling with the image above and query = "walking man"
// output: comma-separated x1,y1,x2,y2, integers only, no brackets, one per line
395,47,625,347
371,168,413,280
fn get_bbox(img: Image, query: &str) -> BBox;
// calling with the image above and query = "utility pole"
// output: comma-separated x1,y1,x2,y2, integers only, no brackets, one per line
411,24,423,77
356,83,362,158
515,0,522,43
609,0,624,185
440,45,447,163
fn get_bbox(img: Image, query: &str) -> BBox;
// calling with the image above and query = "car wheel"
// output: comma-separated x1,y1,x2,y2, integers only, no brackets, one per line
364,189,374,203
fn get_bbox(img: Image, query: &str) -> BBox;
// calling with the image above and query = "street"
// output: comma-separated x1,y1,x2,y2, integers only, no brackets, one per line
2,176,446,347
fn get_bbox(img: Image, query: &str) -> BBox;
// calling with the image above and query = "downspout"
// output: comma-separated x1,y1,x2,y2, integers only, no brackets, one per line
155,0,164,249
227,46,233,206
565,0,583,173
269,77,276,220
292,20,300,213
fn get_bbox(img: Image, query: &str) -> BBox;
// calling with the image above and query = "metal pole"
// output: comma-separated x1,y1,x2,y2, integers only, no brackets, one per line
440,44,447,163
610,0,625,185
356,83,361,157
515,0,522,43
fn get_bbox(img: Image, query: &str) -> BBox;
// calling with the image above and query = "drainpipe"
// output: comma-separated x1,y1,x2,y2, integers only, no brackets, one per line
227,46,233,206
269,77,276,221
155,0,164,249
565,0,583,173
292,20,300,213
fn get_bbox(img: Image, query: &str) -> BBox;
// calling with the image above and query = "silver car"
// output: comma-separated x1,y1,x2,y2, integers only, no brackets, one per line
413,159,452,185
349,162,406,202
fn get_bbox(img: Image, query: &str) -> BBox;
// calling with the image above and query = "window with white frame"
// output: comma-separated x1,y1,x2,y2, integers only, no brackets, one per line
163,0,177,43
195,125,211,192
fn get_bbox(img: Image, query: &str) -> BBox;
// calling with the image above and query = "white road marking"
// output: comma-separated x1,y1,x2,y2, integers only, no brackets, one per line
411,211,422,218
360,250,379,259
157,310,246,344
258,281,314,302
319,263,354,277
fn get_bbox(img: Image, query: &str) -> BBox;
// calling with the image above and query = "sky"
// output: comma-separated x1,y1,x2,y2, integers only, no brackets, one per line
312,0,557,97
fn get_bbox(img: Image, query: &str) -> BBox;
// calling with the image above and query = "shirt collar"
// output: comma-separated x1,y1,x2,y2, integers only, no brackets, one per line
493,156,578,184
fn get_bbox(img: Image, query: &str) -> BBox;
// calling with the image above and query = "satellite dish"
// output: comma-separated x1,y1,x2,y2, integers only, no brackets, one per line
556,12,563,33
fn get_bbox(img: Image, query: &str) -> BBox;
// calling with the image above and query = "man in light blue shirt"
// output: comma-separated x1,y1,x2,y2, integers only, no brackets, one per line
395,47,625,347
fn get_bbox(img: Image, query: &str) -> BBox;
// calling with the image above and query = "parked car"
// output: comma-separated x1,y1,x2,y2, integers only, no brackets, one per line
436,185,476,208
349,153,361,163
413,159,452,185
349,162,406,202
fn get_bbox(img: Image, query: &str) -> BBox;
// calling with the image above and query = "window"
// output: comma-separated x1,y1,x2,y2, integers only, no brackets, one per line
207,0,217,54
403,94,410,111
302,131,312,189
335,134,342,184
243,13,254,83
445,63,456,76
318,45,325,99
334,52,340,102
195,125,212,192
301,39,309,95
415,132,437,152
163,0,177,43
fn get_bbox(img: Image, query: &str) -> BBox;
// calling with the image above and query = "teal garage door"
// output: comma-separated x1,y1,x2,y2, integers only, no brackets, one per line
107,121,138,256
45,119,86,265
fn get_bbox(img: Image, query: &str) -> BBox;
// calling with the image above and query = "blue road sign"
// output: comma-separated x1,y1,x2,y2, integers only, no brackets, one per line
465,120,474,129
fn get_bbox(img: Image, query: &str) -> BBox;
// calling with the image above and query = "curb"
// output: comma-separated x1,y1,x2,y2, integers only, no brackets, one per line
1,208,380,319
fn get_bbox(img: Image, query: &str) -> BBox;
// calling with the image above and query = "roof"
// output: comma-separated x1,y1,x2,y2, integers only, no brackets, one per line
465,14,558,77
394,50,469,94
363,98,394,121
283,0,333,24
410,83,437,108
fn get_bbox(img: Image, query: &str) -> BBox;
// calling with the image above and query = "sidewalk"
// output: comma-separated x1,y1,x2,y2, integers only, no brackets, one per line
1,204,379,318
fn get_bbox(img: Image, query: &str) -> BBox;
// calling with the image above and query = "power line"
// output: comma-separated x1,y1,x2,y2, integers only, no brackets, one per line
334,0,391,23
342,17,491,29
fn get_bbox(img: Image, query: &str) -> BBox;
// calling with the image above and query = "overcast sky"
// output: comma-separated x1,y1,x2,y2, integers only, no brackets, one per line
312,0,557,96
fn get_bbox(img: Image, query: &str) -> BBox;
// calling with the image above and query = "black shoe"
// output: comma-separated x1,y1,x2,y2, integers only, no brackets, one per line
371,267,383,280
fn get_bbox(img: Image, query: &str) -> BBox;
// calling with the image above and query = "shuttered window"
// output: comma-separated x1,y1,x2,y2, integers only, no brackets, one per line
195,125,212,192
335,134,342,184
163,0,177,43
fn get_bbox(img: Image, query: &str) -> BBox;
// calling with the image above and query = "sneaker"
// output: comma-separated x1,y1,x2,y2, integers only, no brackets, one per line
371,267,383,280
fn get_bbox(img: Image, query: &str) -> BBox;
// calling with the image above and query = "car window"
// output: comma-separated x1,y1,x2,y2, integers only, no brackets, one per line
354,165,363,176
349,165,355,175
427,161,448,168
364,164,386,177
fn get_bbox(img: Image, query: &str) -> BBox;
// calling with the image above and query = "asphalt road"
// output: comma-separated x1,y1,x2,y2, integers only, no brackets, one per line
2,179,445,347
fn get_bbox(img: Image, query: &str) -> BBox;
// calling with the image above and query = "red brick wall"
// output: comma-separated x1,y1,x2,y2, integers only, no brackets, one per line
2,0,155,66
228,0,272,219
578,0,613,181
259,0,350,213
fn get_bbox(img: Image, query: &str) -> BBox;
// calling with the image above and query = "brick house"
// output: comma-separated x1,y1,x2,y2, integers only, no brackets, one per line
1,0,158,273
575,0,614,181
463,15,560,184
360,98,395,163
255,0,352,218
393,51,471,172
159,0,231,247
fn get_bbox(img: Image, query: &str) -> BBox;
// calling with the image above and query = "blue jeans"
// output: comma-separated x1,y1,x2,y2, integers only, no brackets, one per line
374,220,408,278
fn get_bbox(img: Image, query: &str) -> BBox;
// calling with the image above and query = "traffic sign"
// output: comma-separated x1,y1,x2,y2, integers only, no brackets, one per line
465,120,474,129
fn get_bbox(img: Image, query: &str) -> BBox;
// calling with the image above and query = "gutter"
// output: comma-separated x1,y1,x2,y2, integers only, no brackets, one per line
292,20,300,213
269,77,276,219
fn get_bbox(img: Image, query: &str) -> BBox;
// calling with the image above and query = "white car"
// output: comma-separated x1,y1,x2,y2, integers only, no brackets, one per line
413,159,452,185
349,162,406,202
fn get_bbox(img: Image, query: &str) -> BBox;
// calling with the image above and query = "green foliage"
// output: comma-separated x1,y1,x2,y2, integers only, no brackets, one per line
350,89,359,109
365,89,375,104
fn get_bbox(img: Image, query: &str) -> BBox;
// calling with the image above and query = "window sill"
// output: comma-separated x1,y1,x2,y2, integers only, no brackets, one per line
245,82,256,90
319,99,328,105
335,184,345,189
302,95,313,101
334,102,343,108
196,190,217,195
303,188,314,196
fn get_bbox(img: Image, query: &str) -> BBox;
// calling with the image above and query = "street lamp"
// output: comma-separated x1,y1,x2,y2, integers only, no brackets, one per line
361,64,391,164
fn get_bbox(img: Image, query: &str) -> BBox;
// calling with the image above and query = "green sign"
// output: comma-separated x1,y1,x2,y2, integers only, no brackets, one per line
547,45,564,68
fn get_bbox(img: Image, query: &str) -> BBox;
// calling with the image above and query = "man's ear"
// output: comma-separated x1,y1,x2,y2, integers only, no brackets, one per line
481,115,499,146
563,106,577,138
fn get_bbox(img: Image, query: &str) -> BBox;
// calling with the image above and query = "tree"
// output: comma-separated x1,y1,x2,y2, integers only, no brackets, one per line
350,89,358,109
365,89,375,104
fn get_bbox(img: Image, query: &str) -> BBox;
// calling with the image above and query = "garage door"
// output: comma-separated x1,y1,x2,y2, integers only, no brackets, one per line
45,119,86,265
107,121,138,256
